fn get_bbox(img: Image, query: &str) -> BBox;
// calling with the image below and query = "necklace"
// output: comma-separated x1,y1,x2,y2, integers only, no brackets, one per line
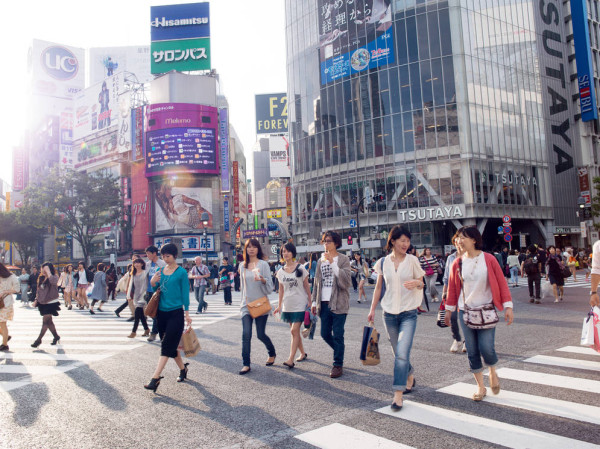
465,253,480,278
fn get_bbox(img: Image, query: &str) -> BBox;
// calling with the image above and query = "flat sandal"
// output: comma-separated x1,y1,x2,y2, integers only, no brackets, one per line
472,388,487,402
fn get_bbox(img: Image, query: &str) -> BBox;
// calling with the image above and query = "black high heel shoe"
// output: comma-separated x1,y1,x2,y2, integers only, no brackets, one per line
144,376,164,393
177,363,189,382
51,336,61,345
31,340,41,348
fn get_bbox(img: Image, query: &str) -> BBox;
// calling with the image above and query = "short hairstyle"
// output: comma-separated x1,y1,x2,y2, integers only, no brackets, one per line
528,244,538,255
145,245,159,255
457,226,483,250
385,226,411,252
547,245,556,251
222,256,229,261
320,231,342,249
78,261,86,268
280,242,297,259
160,243,178,258
97,263,105,272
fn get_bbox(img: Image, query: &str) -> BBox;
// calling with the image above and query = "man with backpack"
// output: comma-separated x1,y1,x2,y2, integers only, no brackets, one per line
521,244,542,303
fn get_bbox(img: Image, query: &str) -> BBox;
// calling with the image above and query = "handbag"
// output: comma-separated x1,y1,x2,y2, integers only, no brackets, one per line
424,259,435,277
0,297,4,310
458,258,499,330
247,296,271,318
360,323,380,365
561,265,572,278
180,327,201,357
145,267,166,318
436,300,448,328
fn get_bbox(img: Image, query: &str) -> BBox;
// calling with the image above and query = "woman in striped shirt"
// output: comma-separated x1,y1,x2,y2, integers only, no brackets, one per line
419,248,440,307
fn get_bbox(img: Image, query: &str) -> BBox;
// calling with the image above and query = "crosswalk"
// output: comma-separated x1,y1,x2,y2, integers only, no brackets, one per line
295,345,600,448
0,292,243,393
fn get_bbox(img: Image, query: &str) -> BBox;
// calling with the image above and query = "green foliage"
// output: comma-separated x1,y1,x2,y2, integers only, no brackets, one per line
24,168,122,262
0,207,45,265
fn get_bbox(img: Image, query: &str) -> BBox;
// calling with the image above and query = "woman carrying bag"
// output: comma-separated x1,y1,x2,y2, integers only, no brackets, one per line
31,263,61,347
444,226,514,402
367,226,425,411
238,238,276,375
144,243,193,392
127,258,150,338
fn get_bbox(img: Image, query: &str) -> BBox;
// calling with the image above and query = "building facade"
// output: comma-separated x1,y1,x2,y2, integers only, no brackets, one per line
285,0,587,255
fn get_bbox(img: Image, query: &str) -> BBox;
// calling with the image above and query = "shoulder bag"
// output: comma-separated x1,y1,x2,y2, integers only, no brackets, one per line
424,258,435,277
458,258,499,330
243,264,272,319
144,268,165,318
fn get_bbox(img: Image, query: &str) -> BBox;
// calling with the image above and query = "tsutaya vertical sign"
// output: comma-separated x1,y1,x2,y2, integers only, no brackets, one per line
571,0,598,121
535,0,579,224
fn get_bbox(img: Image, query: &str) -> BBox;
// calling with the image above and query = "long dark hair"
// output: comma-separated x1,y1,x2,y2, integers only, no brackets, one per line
0,263,11,279
132,258,146,275
243,238,266,268
38,262,56,287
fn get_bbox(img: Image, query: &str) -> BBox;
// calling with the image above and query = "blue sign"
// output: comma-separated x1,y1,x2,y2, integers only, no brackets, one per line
497,226,503,233
41,46,79,81
223,200,230,232
571,0,598,121
151,3,210,42
503,234,512,243
350,219,357,228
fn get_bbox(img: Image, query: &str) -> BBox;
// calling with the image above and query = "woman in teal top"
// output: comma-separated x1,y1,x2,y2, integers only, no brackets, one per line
144,243,193,393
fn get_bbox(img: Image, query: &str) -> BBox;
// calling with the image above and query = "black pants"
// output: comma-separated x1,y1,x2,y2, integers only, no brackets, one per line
115,300,129,314
107,284,116,300
223,286,232,304
157,308,184,358
351,275,358,291
528,273,541,299
132,307,148,332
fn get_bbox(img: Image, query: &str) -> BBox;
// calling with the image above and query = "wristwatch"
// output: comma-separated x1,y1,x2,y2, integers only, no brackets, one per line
590,291,598,296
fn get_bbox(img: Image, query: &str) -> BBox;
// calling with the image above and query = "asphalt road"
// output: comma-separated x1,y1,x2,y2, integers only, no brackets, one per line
1,275,599,449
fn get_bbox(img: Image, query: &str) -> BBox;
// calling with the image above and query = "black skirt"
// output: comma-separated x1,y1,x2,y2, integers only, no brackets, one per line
157,308,184,358
38,302,61,316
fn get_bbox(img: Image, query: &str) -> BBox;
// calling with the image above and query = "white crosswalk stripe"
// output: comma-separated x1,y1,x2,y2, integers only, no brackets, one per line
297,344,600,448
0,292,243,393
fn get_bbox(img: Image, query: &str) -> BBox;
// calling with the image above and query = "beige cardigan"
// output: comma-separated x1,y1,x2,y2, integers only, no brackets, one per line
311,253,353,314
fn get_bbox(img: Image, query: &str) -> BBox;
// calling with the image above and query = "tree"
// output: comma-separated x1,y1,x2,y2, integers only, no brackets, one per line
0,207,46,265
25,168,122,263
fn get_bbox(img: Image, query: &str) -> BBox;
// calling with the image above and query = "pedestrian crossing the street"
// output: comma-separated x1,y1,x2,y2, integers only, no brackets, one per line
295,344,600,449
0,293,243,394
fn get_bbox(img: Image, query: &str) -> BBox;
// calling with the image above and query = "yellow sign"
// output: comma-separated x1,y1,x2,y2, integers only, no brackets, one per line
5,192,10,211
267,209,282,218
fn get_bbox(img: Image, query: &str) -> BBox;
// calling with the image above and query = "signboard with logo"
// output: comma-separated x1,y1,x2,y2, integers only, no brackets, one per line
154,235,215,253
571,0,598,121
269,136,291,178
144,103,219,177
12,148,26,192
151,38,211,74
255,93,288,134
31,39,85,99
219,109,230,192
233,161,240,214
243,228,268,239
223,200,230,232
318,0,394,84
89,46,152,85
267,209,282,219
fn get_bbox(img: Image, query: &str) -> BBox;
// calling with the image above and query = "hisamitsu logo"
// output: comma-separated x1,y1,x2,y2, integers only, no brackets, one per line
41,46,79,81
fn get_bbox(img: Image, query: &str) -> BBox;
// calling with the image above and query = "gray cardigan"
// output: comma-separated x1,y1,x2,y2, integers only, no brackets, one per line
239,259,273,317
311,253,352,314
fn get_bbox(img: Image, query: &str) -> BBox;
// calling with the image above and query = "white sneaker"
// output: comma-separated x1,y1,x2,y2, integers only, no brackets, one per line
461,342,467,353
450,340,461,353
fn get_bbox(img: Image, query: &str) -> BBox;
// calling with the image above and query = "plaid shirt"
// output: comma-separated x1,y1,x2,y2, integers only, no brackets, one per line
192,264,210,287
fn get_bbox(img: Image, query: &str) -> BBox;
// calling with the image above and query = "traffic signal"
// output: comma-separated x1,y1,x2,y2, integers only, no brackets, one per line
347,235,353,246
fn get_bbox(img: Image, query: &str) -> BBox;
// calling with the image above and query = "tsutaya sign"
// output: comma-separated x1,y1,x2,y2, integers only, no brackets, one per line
397,205,464,223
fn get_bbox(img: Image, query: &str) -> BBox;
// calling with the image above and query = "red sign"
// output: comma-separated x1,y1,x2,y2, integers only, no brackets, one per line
248,204,253,214
503,226,512,234
130,162,151,250
578,167,591,204
12,148,26,191
503,234,512,242
234,216,241,240
233,161,240,214
286,186,292,217
502,215,511,223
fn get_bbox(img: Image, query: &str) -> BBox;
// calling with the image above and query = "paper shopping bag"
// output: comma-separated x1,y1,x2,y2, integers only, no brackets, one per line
181,327,201,358
360,324,380,365
581,309,595,346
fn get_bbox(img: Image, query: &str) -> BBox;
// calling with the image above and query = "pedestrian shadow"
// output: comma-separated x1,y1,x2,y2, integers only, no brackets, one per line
194,329,237,347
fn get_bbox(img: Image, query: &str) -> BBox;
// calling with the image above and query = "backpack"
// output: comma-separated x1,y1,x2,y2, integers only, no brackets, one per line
523,256,539,276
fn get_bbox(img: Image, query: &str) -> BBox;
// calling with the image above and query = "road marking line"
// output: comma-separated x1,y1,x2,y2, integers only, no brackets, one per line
556,346,600,356
376,401,598,449
5,343,143,350
0,352,114,362
295,423,413,449
0,360,110,374
489,368,600,394
4,336,153,342
438,382,600,425
524,355,600,372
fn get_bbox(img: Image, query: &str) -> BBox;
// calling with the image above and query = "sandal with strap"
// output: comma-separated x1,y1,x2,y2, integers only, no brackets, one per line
472,388,487,402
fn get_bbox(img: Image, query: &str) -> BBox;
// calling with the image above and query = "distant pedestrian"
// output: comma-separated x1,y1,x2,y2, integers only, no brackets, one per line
145,246,166,342
58,265,77,310
521,245,541,303
0,263,19,352
219,257,235,305
31,262,61,347
442,233,465,353
144,243,192,392
209,263,219,294
18,268,30,307
567,249,578,281
89,263,108,314
546,246,565,302
419,247,440,307
28,266,39,306
127,258,150,338
74,262,91,310
106,264,117,300
351,253,368,303
191,256,210,314
507,250,521,288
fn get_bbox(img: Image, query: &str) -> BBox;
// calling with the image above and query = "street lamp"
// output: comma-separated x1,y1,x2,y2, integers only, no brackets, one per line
201,212,209,264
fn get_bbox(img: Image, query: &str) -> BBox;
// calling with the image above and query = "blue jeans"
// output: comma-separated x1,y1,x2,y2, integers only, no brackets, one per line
319,301,347,367
458,311,498,373
382,309,417,391
195,285,207,312
509,266,519,285
241,314,276,367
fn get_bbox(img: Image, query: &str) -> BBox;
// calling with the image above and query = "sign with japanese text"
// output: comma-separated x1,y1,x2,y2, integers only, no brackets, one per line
75,132,119,171
233,161,240,214
12,148,26,192
578,167,591,204
243,228,268,239
130,162,151,250
224,200,230,232
151,3,210,42
267,209,282,219
318,0,394,84
134,106,144,160
571,0,598,121
117,91,132,154
154,234,215,253
219,109,230,192
151,38,211,74
255,93,288,134
286,186,292,217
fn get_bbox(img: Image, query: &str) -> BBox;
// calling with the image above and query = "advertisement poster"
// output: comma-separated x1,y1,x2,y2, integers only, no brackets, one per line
255,93,288,134
131,163,151,250
154,184,213,232
117,91,132,154
233,161,239,214
318,0,394,84
269,136,291,178
89,46,152,85
12,148,26,192
30,39,85,99
75,132,118,171
134,106,144,160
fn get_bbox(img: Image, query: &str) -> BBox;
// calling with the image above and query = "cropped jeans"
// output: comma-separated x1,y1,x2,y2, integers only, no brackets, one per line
509,266,519,285
382,309,418,391
458,311,498,373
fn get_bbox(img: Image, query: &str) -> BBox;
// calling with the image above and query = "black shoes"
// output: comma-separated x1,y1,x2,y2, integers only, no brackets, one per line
114,311,120,318
51,336,61,345
89,309,95,315
144,376,164,393
0,345,8,352
31,340,41,348
239,367,251,375
391,401,403,412
404,378,416,394
177,363,190,382
127,317,135,322
283,361,295,369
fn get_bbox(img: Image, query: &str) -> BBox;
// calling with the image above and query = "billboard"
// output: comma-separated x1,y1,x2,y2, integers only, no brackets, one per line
571,0,598,121
219,109,230,192
144,103,219,177
12,148,26,191
255,93,288,134
154,184,214,232
73,72,124,141
131,163,151,250
233,161,239,214
269,136,291,178
154,235,215,253
243,229,268,238
89,46,152,85
117,92,132,154
318,0,394,84
59,110,74,170
30,39,85,99
133,106,144,160
74,132,118,171
151,38,211,74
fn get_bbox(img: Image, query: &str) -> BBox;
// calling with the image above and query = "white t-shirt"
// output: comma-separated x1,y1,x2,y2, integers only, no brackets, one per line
458,252,493,310
320,256,339,303
375,254,425,314
77,269,88,286
276,264,309,312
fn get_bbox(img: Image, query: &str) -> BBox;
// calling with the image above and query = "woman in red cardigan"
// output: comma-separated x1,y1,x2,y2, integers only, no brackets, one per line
444,226,514,401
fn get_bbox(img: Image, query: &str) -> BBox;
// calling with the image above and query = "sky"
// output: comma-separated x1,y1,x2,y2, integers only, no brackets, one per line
0,0,287,186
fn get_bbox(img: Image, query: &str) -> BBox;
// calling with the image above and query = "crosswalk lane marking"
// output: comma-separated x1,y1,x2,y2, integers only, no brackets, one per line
556,346,600,356
437,382,600,425
0,361,110,374
295,423,413,449
6,343,142,351
524,355,600,372
0,352,117,362
376,401,598,449
488,368,600,394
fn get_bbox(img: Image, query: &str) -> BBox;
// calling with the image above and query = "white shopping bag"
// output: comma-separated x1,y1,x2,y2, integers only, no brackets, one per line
581,310,595,346
541,281,553,299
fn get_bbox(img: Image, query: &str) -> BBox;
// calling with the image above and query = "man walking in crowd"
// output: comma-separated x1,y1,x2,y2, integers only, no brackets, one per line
522,244,542,304
28,266,39,306
145,245,166,342
191,256,210,314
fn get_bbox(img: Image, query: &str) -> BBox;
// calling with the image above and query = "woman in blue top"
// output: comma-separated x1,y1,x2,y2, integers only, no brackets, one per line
144,243,193,392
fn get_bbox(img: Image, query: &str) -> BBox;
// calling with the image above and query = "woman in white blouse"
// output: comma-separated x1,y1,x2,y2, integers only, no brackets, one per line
368,226,425,412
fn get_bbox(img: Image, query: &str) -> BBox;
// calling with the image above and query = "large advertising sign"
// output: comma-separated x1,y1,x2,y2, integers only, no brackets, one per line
73,72,124,141
144,103,219,177
89,46,152,85
131,163,151,250
151,38,211,74
12,148,26,191
154,184,213,232
255,94,288,134
75,132,118,171
59,110,74,170
269,136,291,178
117,92,132,154
571,0,598,122
154,235,215,253
219,109,230,192
30,39,85,99
133,106,144,160
232,161,240,214
578,167,592,204
318,0,394,84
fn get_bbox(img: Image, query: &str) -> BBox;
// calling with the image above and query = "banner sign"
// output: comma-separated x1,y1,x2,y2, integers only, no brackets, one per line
31,39,85,100
151,2,210,42
224,200,230,232
571,0,598,121
134,106,144,160
269,136,291,178
233,161,240,214
151,38,211,74
219,109,230,192
130,163,150,250
75,132,118,170
154,234,215,253
255,93,288,134
12,148,26,191
117,91,132,153
267,209,282,218
243,228,268,238
286,186,292,217
578,167,591,204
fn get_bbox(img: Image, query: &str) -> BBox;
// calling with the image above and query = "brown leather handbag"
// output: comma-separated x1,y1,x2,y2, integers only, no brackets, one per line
144,287,160,318
247,296,271,318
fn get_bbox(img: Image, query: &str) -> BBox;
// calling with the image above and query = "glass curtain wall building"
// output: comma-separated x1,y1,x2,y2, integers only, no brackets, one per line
285,0,581,254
